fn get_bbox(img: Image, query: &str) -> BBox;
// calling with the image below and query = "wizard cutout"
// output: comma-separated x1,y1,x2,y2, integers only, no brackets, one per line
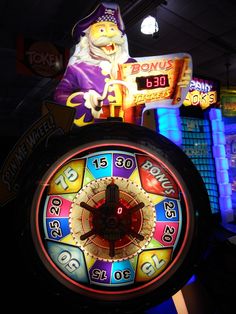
54,2,192,127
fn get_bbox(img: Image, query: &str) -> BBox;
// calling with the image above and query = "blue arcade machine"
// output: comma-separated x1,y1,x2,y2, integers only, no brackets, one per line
155,76,234,225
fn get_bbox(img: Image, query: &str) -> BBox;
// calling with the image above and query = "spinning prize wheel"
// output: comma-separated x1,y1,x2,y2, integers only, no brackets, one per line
28,122,210,309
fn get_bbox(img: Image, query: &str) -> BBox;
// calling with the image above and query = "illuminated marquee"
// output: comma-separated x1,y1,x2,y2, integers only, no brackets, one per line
183,77,219,110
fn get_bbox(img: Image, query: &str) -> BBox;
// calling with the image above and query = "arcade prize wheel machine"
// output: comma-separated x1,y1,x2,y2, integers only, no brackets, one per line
18,57,211,313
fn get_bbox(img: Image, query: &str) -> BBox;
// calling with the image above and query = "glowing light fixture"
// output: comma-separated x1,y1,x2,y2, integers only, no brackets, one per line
141,15,159,35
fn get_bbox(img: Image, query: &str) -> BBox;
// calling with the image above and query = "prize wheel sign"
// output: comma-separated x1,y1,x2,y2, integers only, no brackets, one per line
30,122,210,305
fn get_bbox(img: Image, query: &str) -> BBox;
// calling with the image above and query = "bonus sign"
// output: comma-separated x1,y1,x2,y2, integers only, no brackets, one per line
119,53,192,110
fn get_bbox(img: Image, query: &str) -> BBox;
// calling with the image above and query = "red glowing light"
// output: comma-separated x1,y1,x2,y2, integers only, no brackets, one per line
117,207,123,215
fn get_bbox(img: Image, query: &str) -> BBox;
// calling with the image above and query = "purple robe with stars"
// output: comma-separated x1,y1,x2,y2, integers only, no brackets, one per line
54,58,135,126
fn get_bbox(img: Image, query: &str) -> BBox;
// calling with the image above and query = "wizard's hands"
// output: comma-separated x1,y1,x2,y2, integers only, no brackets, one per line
84,90,103,118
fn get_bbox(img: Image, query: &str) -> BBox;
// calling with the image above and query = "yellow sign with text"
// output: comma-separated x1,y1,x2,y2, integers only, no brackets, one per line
183,90,217,109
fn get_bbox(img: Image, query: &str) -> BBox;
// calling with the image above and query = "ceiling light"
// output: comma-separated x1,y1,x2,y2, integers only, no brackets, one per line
141,15,159,35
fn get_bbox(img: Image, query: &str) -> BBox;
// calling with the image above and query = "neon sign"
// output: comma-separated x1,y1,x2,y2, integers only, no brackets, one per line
183,77,219,110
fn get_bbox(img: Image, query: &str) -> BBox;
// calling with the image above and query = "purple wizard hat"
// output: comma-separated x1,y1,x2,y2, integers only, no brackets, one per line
72,2,125,40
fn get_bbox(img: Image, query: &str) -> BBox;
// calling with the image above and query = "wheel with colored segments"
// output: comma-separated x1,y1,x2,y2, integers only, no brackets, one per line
27,122,210,310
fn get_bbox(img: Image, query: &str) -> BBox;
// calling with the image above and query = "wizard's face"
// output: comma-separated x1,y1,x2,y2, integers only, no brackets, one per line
89,21,125,55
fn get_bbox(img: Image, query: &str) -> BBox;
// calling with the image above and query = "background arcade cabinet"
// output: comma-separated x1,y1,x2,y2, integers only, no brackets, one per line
221,91,236,224
155,76,234,226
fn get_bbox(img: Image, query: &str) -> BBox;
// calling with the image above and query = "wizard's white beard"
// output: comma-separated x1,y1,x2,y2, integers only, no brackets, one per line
70,31,131,79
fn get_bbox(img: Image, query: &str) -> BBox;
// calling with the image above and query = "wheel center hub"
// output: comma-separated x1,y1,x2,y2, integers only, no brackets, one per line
92,204,131,242
106,216,118,227
78,180,146,257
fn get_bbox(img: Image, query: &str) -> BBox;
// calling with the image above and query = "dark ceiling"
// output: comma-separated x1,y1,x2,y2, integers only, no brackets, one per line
0,0,236,126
